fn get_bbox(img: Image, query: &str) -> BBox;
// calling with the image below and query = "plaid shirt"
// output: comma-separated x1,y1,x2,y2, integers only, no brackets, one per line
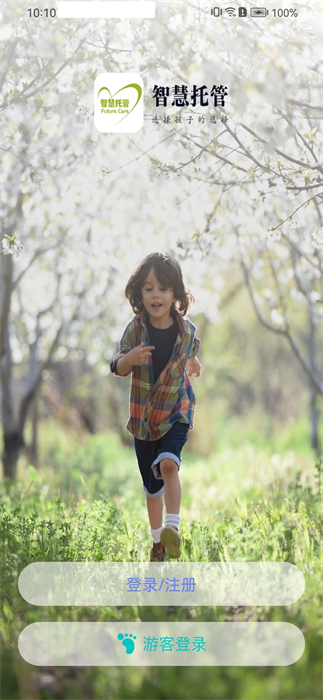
110,309,200,441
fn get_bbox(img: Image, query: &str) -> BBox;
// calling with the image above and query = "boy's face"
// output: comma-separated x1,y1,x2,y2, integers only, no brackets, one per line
141,267,175,326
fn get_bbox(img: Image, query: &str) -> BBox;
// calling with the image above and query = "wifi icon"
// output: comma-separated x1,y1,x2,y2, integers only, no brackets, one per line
225,7,236,15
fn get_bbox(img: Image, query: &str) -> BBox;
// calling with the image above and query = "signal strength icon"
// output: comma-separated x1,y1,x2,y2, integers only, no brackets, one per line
225,7,236,15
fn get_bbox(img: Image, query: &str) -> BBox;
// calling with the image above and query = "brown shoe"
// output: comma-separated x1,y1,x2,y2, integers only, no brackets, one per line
160,526,181,558
150,541,166,562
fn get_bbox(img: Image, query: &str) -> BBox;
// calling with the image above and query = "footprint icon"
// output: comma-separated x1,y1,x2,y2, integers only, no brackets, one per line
117,633,137,654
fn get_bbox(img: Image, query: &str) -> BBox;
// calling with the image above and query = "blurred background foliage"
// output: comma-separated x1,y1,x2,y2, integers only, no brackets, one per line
13,282,322,472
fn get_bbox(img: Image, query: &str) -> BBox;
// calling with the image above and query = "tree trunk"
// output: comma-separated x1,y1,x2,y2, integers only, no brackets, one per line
25,394,39,468
1,322,19,478
2,431,24,479
308,316,321,454
309,384,321,454
31,393,39,467
1,323,37,478
0,247,13,362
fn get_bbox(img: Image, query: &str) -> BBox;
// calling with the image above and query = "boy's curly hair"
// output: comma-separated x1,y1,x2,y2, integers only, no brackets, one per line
125,252,195,316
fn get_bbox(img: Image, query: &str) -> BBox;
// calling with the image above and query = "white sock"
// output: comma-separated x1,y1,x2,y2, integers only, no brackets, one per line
165,513,181,531
151,523,165,543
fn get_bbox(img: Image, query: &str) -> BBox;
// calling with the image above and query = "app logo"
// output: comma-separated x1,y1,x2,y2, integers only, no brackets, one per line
94,73,143,133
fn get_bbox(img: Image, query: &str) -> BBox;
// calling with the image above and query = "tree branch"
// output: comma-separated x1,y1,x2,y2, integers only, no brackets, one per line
28,276,62,381
236,232,323,395
240,123,323,172
286,181,323,191
18,320,65,435
269,195,322,232
13,238,66,289
281,232,323,272
287,99,323,111
276,108,319,162
104,133,174,175
1,32,88,110
314,195,323,226
290,247,318,310
181,134,249,173
223,122,279,176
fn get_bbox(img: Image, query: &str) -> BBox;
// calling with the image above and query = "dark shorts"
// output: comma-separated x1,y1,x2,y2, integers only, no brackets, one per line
134,421,190,499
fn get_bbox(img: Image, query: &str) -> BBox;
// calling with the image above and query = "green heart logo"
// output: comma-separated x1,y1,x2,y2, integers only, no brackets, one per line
97,83,142,126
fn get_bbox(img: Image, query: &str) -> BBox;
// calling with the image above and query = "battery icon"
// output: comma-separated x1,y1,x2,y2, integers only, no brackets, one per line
211,7,222,15
250,7,268,16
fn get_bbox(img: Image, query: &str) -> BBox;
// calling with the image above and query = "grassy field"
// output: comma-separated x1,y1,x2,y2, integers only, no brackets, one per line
1,421,322,699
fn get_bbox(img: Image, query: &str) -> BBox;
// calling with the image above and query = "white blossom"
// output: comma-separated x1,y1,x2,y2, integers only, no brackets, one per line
311,227,323,250
2,235,23,257
267,230,281,242
271,309,284,325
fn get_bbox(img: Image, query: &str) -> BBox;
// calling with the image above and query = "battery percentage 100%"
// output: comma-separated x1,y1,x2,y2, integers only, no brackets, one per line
272,8,298,17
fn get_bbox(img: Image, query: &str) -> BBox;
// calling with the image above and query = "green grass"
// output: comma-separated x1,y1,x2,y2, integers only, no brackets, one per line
1,426,322,699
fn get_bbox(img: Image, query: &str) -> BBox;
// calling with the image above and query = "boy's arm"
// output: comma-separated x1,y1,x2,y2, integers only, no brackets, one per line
188,333,200,359
187,356,201,377
112,352,133,376
110,336,155,376
187,331,201,377
110,322,134,377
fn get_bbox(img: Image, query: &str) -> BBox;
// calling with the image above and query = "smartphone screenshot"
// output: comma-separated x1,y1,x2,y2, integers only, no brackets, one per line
1,1,322,699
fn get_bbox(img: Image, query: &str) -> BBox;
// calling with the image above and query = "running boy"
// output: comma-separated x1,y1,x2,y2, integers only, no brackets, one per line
110,252,201,561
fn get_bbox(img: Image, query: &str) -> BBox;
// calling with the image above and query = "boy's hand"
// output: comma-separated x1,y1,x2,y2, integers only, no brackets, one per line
130,341,155,366
187,357,201,377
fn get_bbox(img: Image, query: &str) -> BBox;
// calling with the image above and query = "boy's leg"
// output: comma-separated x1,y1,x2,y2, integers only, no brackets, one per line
153,423,189,558
146,492,163,529
133,436,166,560
146,492,166,560
159,458,181,514
159,458,181,557
134,435,164,527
